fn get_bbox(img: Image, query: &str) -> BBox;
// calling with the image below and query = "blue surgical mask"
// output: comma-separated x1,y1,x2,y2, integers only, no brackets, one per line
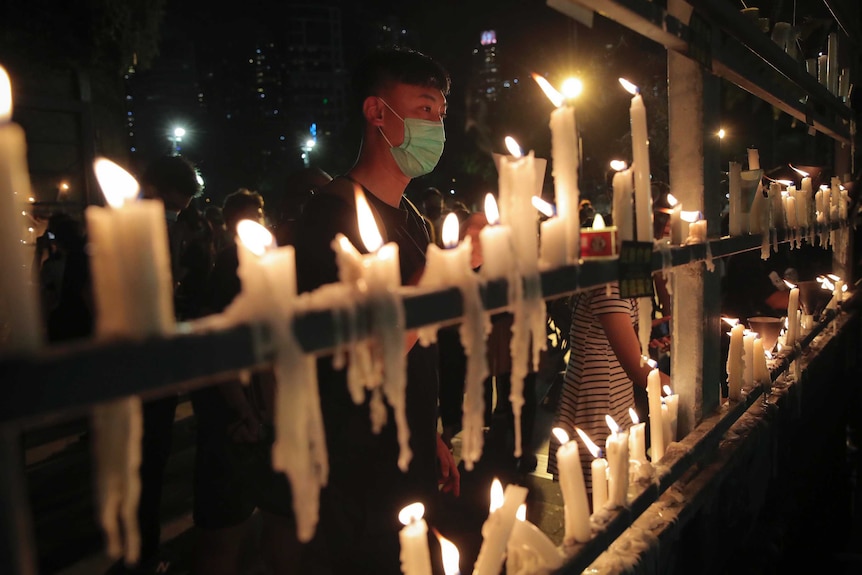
378,98,445,178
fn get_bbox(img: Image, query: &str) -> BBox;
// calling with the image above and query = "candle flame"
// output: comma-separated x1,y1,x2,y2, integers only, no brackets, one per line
605,414,620,435
821,279,834,291
441,212,460,248
789,165,809,178
816,275,826,283
666,193,679,207
619,77,639,95
842,284,848,293
784,279,797,289
398,502,425,526
489,478,504,513
576,427,601,458
642,355,658,369
93,158,140,208
663,385,673,396
722,317,739,326
531,196,555,218
610,159,628,171
236,220,275,256
0,66,11,121
592,213,606,229
820,184,830,191
765,350,773,360
552,427,570,445
561,77,583,100
433,529,461,575
680,210,702,223
516,503,527,522
828,274,841,282
776,180,794,187
531,73,564,108
355,186,383,253
484,193,500,226
504,136,523,158
629,407,640,425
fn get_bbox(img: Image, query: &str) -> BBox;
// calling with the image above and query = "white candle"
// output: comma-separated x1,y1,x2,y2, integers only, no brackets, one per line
88,158,175,564
786,285,800,347
474,479,529,575
506,504,565,573
620,78,652,242
398,502,433,575
604,415,629,507
419,213,490,471
647,368,666,462
743,331,756,389
611,162,634,242
662,385,679,442
768,181,786,230
726,322,745,401
747,147,760,170
533,73,580,262
495,138,541,276
681,210,706,244
551,428,591,544
728,161,744,236
478,193,515,281
753,337,770,384
785,193,798,229
576,427,608,513
628,408,647,463
533,196,567,269
668,195,684,244
0,66,42,353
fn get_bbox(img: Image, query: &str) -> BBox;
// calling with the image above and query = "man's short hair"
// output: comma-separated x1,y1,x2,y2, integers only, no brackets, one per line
351,47,450,113
140,155,201,200
222,188,264,232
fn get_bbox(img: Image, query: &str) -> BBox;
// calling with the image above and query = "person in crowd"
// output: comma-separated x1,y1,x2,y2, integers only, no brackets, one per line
420,186,446,246
293,46,458,574
114,154,213,574
273,167,333,247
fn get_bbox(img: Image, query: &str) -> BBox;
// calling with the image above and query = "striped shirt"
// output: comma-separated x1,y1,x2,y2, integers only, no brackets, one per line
548,282,638,494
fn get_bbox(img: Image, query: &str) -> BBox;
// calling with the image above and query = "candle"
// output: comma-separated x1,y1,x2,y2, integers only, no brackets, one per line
753,337,770,384
533,196,567,269
784,191,798,229
620,78,652,242
747,147,760,170
435,529,461,575
768,181,786,230
0,66,42,353
506,504,565,573
419,212,490,471
611,160,634,241
668,193,684,244
679,209,706,244
478,193,515,280
495,136,541,276
579,213,619,259
533,73,580,263
474,478,529,575
743,331,756,389
662,385,679,443
728,161,744,236
88,158,176,564
647,367,666,461
628,407,647,463
604,415,629,507
551,428,591,544
726,321,745,401
398,502,433,575
576,427,608,513
785,283,800,347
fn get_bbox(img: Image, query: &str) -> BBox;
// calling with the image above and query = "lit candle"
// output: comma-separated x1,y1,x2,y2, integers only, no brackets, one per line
87,158,176,564
551,428,591,544
533,73,580,263
620,78,652,243
662,385,679,443
668,193,685,244
828,277,844,310
230,220,327,543
604,415,629,507
419,212,490,471
576,427,608,513
647,366,666,461
579,213,619,259
506,504,565,573
728,161,744,236
680,209,706,244
435,529,461,575
533,195,567,269
478,193,515,281
611,160,634,242
0,66,41,353
474,478,529,575
752,337,770,384
743,330,756,389
398,503,433,575
496,136,541,276
726,320,745,401
785,282,800,347
628,407,647,463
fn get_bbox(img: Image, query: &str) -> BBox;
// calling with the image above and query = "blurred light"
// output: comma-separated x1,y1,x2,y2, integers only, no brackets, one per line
561,77,583,99
718,128,726,139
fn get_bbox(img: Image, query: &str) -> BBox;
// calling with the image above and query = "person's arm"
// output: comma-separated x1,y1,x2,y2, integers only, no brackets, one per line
598,311,670,390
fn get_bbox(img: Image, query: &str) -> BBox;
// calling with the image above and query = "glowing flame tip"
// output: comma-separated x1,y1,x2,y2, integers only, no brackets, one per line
398,502,425,526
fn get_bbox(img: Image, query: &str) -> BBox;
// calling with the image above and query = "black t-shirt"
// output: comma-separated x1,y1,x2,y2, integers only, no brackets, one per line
294,176,440,570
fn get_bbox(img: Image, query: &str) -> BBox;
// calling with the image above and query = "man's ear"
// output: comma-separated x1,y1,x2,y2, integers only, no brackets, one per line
363,96,385,126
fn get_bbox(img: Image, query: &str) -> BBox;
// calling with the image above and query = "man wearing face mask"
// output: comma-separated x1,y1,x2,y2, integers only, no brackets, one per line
294,47,457,574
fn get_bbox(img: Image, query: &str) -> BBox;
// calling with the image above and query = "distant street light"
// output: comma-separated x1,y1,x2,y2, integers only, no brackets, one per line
301,138,316,167
171,126,186,155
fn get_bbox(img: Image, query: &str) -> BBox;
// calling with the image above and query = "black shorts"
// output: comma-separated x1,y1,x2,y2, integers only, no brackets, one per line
191,390,294,530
